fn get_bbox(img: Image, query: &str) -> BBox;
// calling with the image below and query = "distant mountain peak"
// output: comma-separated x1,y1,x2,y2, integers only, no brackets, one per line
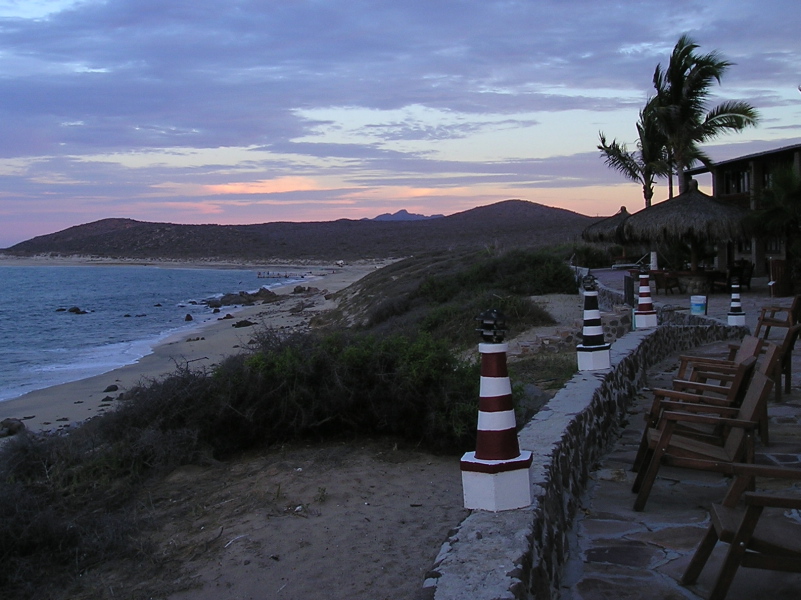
368,209,444,221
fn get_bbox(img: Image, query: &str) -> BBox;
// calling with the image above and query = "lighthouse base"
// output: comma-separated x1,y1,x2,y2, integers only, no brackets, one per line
728,313,746,326
576,345,611,371
634,311,658,329
460,451,533,511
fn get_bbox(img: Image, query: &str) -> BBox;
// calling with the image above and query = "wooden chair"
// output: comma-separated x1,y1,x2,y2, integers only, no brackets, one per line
773,325,801,400
738,259,754,292
755,295,801,340
638,356,758,444
631,371,774,511
676,336,762,381
653,270,682,294
681,461,801,600
711,260,754,294
769,259,792,297
668,345,779,446
730,325,801,401
710,269,735,294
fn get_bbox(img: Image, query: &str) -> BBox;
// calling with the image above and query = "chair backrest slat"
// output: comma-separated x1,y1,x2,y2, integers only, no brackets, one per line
723,371,774,456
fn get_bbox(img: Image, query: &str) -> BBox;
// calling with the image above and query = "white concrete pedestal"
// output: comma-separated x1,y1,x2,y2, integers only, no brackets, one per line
576,345,611,371
460,451,533,512
634,311,657,329
728,313,746,326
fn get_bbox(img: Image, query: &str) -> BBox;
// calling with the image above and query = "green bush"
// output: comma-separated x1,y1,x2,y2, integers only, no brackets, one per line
570,244,614,269
416,248,577,303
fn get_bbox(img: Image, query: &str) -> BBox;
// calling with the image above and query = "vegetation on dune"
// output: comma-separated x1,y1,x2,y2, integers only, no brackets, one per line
0,245,582,598
329,246,583,346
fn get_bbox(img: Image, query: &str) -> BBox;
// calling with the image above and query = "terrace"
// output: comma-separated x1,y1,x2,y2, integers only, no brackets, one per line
426,268,801,600
562,270,801,599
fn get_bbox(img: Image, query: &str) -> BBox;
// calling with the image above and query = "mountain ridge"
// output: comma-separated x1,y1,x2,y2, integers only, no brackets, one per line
368,209,444,221
3,200,599,261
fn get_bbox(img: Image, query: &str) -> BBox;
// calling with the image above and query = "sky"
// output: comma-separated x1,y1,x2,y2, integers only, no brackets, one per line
0,0,799,248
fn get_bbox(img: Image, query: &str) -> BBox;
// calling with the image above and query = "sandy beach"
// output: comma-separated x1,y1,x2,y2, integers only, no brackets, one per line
0,256,584,599
0,258,388,433
1,256,472,600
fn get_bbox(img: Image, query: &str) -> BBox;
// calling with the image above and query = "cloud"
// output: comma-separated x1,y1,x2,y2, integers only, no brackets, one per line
203,177,324,195
0,0,799,247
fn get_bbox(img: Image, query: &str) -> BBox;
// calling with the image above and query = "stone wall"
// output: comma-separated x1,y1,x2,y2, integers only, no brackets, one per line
421,285,747,600
516,307,632,356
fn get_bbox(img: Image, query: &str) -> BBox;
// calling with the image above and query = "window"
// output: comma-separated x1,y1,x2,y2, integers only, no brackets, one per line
765,237,783,253
722,168,750,195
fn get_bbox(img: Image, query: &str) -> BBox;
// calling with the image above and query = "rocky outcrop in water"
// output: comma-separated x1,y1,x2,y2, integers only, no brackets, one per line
206,288,279,308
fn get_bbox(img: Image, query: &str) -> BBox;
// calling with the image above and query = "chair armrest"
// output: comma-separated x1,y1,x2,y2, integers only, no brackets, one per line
673,379,733,397
659,400,739,417
674,459,801,481
651,387,731,404
744,492,801,509
691,370,737,384
660,410,758,430
676,356,736,379
760,305,789,314
678,355,734,368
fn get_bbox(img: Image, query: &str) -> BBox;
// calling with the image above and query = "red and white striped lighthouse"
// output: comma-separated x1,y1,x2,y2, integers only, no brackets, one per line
634,270,658,329
461,310,532,511
727,277,746,326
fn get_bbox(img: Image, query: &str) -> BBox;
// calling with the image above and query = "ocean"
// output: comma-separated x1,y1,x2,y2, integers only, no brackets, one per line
0,264,306,403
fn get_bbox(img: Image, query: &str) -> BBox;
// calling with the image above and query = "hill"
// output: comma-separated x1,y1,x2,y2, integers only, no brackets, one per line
3,200,597,261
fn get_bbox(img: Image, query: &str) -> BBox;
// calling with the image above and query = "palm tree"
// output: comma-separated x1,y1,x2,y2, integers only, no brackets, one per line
598,98,669,208
653,34,760,195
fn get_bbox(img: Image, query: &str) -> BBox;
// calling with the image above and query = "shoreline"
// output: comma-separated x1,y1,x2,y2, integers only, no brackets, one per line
0,253,376,271
0,260,388,434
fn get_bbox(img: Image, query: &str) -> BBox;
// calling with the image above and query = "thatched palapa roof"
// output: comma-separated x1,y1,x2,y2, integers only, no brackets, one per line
623,180,747,244
581,206,631,243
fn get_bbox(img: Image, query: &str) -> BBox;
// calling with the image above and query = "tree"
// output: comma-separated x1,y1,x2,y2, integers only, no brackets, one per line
653,34,760,195
598,98,669,208
746,166,801,285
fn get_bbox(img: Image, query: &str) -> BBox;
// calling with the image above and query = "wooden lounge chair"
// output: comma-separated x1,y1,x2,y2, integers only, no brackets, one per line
675,336,761,381
773,325,801,400
729,325,801,402
681,461,801,600
631,371,773,511
641,356,758,431
754,295,801,340
710,260,754,294
656,346,779,447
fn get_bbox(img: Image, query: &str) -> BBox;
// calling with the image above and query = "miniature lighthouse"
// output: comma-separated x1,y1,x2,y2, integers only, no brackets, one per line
727,276,746,326
634,268,658,329
460,309,533,512
577,275,611,371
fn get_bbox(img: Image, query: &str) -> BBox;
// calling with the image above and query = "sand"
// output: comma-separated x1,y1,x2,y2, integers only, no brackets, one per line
0,259,388,433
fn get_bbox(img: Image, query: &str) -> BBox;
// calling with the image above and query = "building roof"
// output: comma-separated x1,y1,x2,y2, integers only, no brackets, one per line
686,142,801,175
